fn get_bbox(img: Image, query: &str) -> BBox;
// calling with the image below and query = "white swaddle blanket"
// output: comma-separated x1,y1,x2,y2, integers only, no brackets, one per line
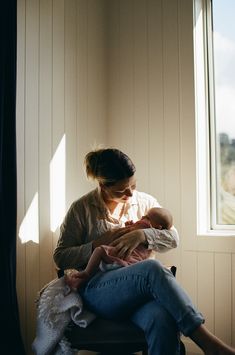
32,276,96,355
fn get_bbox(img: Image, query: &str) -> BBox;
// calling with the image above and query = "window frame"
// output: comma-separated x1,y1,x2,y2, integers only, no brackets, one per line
194,0,235,235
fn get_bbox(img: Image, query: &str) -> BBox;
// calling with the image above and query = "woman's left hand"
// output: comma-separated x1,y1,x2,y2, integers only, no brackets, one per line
110,229,146,259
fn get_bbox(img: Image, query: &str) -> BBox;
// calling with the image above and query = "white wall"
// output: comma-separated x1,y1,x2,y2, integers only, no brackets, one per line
16,0,235,354
17,0,107,353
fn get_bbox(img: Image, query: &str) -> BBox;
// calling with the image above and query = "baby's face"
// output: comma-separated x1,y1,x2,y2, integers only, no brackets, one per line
140,214,153,227
141,209,162,229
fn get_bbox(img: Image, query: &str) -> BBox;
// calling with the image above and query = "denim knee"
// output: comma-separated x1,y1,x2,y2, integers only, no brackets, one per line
136,258,163,271
135,259,168,279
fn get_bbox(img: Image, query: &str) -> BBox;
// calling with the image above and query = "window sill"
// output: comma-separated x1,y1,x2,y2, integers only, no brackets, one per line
197,230,235,238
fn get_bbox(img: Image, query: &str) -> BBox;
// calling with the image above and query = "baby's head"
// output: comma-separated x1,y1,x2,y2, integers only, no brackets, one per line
142,207,173,230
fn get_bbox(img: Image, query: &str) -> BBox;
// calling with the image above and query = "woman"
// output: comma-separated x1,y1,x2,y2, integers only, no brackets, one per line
54,148,235,355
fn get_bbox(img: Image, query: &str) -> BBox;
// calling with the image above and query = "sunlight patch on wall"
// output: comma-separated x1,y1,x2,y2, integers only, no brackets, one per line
19,192,39,244
50,134,66,232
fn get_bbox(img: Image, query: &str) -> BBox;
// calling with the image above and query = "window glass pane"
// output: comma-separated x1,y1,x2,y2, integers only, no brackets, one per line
212,0,235,225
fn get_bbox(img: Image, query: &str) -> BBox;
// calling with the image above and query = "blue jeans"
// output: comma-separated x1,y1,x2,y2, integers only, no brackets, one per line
79,259,204,355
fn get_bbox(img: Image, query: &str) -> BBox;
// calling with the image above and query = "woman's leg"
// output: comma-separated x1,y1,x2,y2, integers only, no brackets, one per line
80,259,235,355
190,325,235,354
80,259,202,355
131,300,181,355
81,259,203,333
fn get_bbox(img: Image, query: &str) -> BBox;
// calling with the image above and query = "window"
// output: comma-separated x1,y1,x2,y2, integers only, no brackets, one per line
194,0,235,233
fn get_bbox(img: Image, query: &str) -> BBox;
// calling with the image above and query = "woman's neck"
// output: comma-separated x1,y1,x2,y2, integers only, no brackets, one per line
100,190,123,216
108,202,119,214
103,198,119,215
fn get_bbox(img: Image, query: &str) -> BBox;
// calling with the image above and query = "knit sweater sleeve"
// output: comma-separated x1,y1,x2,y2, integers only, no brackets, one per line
53,200,93,270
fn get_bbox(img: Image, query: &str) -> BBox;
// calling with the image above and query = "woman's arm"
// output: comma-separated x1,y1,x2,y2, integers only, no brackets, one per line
124,219,179,253
110,229,147,259
135,191,179,252
143,226,179,252
53,203,93,270
53,201,132,270
91,226,133,249
110,226,179,260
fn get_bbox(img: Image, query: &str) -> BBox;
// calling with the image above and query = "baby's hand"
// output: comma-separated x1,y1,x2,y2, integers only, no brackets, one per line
64,269,80,290
125,220,134,226
64,269,89,291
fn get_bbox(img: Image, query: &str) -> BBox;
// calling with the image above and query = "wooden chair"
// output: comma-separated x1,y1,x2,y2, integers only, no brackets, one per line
59,266,186,355
65,317,149,354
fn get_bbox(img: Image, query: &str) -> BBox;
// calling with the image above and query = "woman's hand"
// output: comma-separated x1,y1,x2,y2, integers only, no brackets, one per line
92,226,133,250
110,229,146,259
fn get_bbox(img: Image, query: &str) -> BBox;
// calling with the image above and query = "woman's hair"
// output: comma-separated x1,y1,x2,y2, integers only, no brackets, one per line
84,148,136,186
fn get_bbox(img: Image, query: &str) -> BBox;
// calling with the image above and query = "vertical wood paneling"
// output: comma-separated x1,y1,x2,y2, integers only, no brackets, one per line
16,0,26,345
147,0,165,203
197,252,214,332
52,0,65,152
161,0,182,269
215,253,232,344
178,0,197,251
118,0,135,157
162,0,181,228
52,0,65,251
77,0,90,196
39,0,54,289
107,0,120,149
17,1,108,351
25,0,40,352
133,0,149,193
181,251,198,305
65,0,77,208
76,0,108,196
87,0,107,146
107,0,121,147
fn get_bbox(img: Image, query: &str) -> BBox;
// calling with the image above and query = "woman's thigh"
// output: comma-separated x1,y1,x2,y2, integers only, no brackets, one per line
80,258,204,338
79,259,162,319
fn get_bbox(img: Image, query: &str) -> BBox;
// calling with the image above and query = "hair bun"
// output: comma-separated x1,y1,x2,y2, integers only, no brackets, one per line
84,147,136,185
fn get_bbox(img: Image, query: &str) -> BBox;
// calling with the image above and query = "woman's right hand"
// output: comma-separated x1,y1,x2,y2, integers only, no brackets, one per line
92,226,132,249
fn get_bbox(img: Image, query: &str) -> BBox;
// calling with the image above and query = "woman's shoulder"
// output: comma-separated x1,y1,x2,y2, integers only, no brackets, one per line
71,189,98,209
64,189,98,222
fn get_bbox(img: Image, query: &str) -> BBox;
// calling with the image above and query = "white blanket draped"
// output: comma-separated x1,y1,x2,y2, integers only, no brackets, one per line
32,276,96,355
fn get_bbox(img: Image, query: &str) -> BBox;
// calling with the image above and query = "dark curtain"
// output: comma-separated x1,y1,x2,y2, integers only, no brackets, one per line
0,1,25,353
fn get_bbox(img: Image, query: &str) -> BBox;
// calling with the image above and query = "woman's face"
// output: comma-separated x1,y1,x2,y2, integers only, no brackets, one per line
101,175,137,203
